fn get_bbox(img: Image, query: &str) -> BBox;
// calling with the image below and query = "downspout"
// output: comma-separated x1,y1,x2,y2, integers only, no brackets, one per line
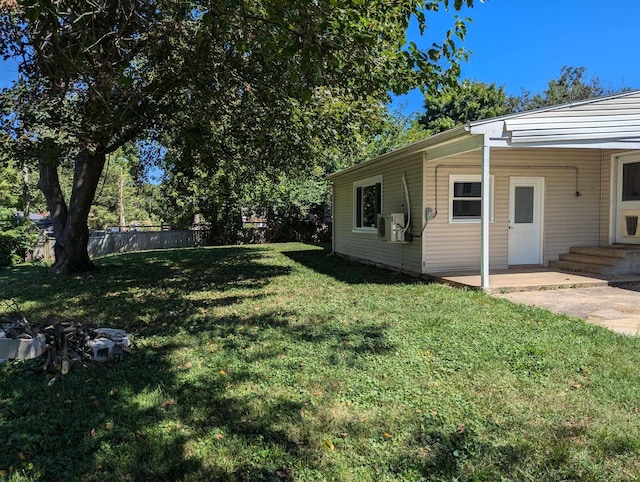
401,173,411,236
481,135,491,290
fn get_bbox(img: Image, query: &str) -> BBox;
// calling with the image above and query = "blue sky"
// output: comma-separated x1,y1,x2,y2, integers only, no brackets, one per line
392,0,640,115
1,1,638,116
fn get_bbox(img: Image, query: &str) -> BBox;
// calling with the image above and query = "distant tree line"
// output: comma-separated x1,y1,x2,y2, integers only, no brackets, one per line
419,65,630,133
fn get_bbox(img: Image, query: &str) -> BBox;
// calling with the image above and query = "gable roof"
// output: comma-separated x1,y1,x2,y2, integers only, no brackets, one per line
329,89,640,180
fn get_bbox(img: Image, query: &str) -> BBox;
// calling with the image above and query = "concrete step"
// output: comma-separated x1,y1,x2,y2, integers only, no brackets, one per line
559,253,619,266
570,246,628,259
548,260,607,274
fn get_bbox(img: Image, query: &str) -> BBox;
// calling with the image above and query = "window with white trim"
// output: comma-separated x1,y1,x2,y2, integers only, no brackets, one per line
449,175,494,223
353,175,382,231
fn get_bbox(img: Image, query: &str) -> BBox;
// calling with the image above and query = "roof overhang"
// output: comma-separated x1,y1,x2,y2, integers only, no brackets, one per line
468,118,640,150
328,126,471,180
467,90,640,150
328,90,640,180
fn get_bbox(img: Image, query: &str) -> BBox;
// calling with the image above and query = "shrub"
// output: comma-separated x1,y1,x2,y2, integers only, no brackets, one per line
0,207,39,266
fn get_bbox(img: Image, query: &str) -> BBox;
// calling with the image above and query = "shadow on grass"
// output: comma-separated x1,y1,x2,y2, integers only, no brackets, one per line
0,247,302,478
0,304,399,480
7,244,624,479
0,244,397,479
0,319,274,479
1,341,205,480
282,247,427,286
1,246,291,336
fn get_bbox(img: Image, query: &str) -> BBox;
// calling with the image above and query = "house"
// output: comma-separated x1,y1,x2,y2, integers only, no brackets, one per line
14,211,53,232
328,90,640,289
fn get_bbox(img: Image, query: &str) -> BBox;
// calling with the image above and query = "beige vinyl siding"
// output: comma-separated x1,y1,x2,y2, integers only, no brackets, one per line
423,147,615,273
422,150,503,271
332,153,423,274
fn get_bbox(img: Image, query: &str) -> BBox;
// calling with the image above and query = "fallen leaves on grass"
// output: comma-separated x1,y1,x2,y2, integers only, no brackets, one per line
323,439,335,451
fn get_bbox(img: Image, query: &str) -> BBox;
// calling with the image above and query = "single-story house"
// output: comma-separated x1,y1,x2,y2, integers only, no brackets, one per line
328,90,640,289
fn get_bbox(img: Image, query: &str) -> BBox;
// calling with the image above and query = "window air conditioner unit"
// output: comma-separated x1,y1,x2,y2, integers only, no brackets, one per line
622,210,640,237
377,213,406,242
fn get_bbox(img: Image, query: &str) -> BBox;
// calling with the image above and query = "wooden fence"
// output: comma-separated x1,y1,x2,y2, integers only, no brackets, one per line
33,230,204,263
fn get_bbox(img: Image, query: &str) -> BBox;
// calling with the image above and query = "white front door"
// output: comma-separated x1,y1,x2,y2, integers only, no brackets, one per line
508,177,544,265
614,154,640,244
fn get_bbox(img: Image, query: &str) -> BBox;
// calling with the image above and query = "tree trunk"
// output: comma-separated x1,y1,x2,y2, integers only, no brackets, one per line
38,148,106,274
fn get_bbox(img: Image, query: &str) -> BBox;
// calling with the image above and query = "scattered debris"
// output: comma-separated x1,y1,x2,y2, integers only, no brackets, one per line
40,318,131,373
0,301,131,374
0,308,47,362
89,328,130,363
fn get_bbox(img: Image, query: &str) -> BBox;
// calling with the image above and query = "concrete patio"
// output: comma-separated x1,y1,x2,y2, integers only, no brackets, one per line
496,285,640,335
427,267,640,293
426,267,640,335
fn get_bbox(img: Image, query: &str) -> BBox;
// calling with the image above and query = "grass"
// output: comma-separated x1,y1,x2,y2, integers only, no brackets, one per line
1,242,640,481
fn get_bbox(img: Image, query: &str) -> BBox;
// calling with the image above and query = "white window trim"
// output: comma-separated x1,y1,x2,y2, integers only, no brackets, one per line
449,174,495,224
353,175,383,233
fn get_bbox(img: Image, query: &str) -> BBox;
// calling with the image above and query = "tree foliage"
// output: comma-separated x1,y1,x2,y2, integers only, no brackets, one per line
0,206,37,266
0,0,475,272
419,80,516,133
517,66,620,111
419,66,631,133
0,159,48,216
0,163,21,208
362,108,429,160
89,148,160,230
158,95,430,243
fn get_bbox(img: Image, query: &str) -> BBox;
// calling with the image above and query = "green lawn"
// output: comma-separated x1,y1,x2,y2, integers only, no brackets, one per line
1,243,640,481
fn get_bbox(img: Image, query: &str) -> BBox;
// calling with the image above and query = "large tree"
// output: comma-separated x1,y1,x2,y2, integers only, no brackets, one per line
0,1,199,272
419,79,516,133
0,0,475,273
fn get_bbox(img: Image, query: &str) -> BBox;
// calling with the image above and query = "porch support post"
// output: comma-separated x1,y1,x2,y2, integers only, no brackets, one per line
481,136,491,290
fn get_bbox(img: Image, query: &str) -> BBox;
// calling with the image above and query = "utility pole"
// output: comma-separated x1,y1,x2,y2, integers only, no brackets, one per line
21,161,30,217
118,164,126,232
